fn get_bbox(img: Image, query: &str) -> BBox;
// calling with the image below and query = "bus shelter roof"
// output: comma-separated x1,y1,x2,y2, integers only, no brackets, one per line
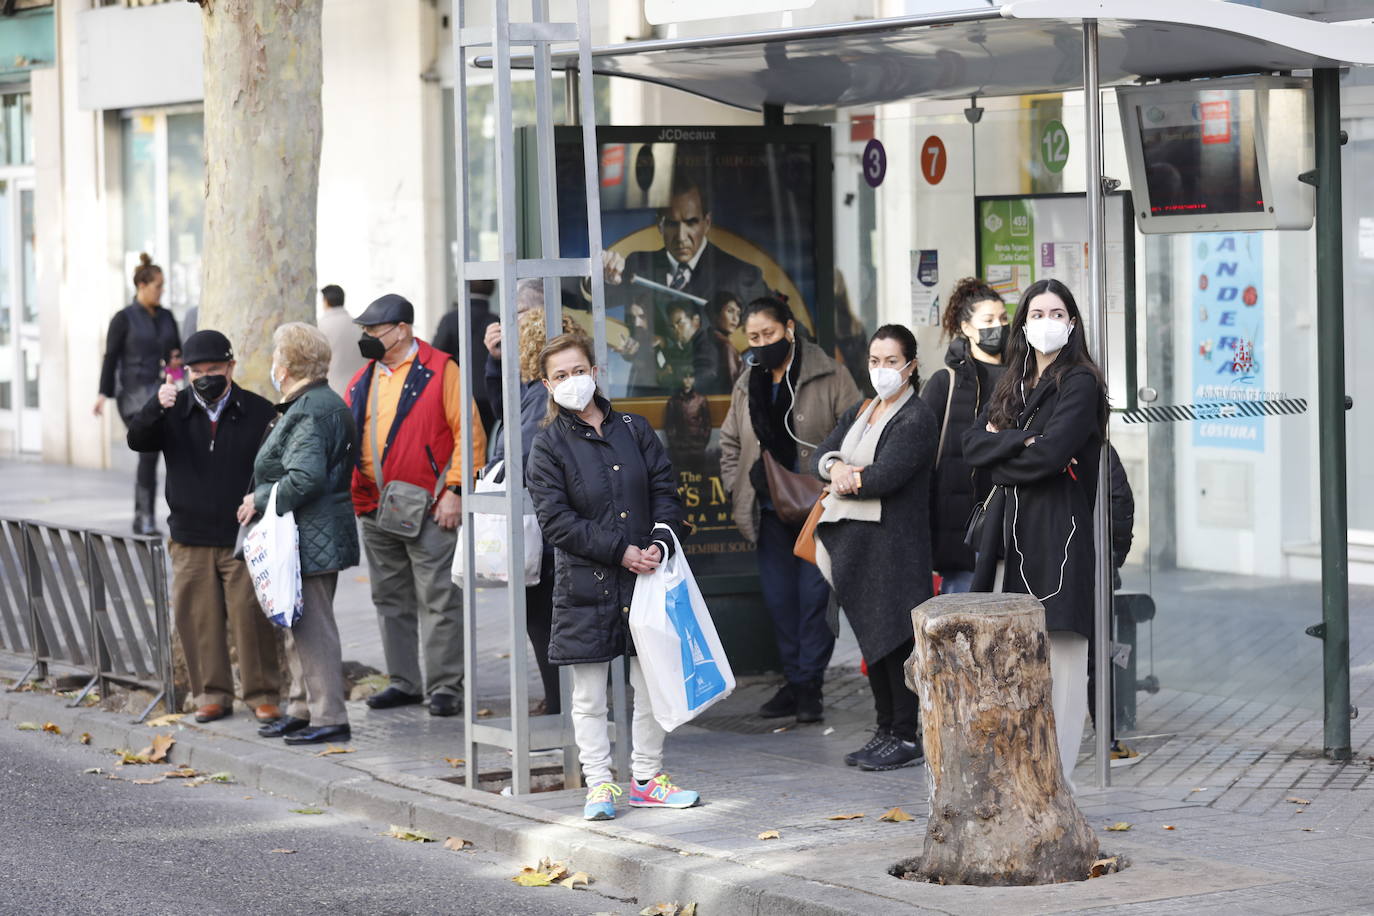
487,0,1374,111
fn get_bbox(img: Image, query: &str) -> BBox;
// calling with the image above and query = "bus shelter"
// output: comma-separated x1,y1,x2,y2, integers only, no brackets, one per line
460,0,1373,792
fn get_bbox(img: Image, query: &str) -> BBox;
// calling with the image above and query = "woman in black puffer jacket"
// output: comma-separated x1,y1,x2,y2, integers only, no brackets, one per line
920,277,1009,593
526,333,699,822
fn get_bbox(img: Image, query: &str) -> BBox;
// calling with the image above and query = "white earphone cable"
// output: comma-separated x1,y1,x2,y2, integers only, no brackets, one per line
1010,484,1075,603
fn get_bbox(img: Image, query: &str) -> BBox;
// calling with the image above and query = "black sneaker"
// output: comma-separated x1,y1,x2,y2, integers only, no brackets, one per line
758,683,797,719
857,735,924,771
794,682,824,724
844,729,889,766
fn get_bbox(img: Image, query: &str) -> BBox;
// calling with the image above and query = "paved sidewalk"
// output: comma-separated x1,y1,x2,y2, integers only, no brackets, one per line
4,458,1374,913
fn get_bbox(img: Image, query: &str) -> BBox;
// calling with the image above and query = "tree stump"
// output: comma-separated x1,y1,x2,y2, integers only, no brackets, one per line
904,593,1099,885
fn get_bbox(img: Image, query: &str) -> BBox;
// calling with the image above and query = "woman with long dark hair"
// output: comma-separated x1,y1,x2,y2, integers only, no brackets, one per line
921,277,1009,593
961,278,1108,791
812,324,937,771
719,296,859,724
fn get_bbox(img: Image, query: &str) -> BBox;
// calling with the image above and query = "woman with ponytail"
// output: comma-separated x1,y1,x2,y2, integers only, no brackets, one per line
920,277,1009,593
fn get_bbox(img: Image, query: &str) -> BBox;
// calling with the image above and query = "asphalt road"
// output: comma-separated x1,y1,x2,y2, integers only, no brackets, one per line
0,725,622,915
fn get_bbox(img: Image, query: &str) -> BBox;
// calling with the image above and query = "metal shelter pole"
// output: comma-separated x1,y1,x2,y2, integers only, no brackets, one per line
1312,67,1352,760
1081,18,1112,790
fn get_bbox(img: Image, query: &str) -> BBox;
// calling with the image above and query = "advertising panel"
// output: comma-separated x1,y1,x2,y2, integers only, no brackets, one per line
1190,232,1265,452
550,126,834,581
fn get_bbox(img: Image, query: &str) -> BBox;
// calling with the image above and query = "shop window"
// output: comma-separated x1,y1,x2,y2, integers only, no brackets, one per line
0,93,32,167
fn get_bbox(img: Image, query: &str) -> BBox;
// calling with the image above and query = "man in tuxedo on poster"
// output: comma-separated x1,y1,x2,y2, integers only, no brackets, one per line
602,171,768,376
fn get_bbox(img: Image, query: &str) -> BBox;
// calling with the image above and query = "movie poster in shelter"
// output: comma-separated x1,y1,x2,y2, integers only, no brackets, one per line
1191,232,1265,452
552,127,833,578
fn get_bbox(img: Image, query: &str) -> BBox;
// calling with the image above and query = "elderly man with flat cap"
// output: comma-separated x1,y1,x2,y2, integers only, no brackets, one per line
127,330,282,724
345,294,486,717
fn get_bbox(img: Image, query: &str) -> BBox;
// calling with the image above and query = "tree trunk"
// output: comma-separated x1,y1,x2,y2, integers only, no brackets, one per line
904,593,1099,885
199,0,323,396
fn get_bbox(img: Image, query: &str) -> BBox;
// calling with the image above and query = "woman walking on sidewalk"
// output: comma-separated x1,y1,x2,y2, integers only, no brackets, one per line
526,333,700,821
240,323,360,747
719,296,859,725
94,253,181,536
921,278,1009,594
813,325,937,771
961,279,1108,791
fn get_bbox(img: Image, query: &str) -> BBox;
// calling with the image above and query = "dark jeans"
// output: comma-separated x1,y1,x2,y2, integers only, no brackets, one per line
868,637,918,741
757,509,834,686
526,552,560,714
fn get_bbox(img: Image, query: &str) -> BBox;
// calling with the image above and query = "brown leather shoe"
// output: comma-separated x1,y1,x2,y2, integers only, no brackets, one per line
194,703,231,723
253,704,282,722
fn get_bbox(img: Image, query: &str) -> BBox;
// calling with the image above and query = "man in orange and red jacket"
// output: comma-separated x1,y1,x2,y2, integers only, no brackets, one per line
346,294,486,717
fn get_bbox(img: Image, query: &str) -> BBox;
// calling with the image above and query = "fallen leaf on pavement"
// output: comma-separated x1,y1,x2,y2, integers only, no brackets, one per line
314,744,354,757
381,825,434,842
442,757,465,767
537,858,569,881
115,748,151,765
879,807,914,823
757,830,780,840
132,775,167,785
1286,797,1312,805
207,772,234,783
443,837,472,851
826,812,865,821
271,849,296,854
639,905,695,916
1162,825,1176,830
82,767,103,775
166,766,199,779
291,808,325,815
142,733,174,763
1105,822,1132,832
15,722,39,731
512,867,554,887
146,714,184,728
1089,856,1120,878
477,708,493,718
79,733,91,745
559,871,592,889
42,722,61,735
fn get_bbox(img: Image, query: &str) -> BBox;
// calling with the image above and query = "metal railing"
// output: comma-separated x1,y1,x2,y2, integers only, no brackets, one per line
0,518,173,722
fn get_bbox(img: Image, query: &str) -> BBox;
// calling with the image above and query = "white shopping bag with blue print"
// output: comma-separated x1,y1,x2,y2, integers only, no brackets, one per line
242,483,303,628
629,526,734,731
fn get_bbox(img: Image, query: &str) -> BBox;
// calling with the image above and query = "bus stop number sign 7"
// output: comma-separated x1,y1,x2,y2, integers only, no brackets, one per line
921,136,946,185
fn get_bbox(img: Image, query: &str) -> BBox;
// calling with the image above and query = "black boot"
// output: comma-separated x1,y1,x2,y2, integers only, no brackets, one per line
795,682,824,724
757,683,797,719
133,486,161,537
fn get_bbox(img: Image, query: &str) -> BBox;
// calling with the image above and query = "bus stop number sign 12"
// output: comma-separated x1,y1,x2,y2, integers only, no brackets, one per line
1041,120,1070,174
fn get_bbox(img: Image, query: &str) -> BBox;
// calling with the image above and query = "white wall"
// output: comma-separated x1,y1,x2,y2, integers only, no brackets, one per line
316,0,445,333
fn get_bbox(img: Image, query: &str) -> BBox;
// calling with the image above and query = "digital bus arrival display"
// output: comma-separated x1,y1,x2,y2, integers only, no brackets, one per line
1137,90,1265,217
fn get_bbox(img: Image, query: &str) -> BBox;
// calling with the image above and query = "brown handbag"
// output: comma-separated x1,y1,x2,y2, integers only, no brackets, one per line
792,489,828,564
761,449,825,526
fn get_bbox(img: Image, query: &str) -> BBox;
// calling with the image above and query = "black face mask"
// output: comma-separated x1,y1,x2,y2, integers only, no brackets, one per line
358,331,388,361
751,336,792,371
191,374,228,402
976,325,1007,357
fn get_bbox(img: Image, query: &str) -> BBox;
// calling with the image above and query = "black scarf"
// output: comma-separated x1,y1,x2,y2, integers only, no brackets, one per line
746,346,804,499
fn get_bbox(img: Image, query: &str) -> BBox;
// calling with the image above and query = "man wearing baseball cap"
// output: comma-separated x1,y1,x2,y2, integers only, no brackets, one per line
345,294,486,717
127,330,282,724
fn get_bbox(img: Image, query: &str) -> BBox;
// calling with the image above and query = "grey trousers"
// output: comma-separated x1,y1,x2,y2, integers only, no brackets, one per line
360,514,464,697
284,572,348,727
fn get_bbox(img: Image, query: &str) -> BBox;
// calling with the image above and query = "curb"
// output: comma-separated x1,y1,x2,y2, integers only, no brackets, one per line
0,689,917,916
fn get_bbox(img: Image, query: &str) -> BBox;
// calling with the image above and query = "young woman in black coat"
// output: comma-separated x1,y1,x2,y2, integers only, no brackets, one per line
920,278,1009,593
525,333,701,822
813,325,937,772
961,278,1108,792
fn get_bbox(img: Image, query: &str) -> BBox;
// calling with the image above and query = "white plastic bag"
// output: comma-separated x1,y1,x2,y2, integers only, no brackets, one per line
628,526,734,731
242,483,303,628
451,460,543,587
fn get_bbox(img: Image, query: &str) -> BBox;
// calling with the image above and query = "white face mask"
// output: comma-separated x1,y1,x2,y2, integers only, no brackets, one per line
868,360,912,400
270,363,284,394
551,374,596,411
1024,318,1073,356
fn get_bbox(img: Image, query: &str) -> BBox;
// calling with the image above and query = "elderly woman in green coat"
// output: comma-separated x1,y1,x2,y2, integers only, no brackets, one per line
237,322,360,746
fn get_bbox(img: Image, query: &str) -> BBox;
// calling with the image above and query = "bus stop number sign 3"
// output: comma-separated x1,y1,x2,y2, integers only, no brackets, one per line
864,138,887,188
